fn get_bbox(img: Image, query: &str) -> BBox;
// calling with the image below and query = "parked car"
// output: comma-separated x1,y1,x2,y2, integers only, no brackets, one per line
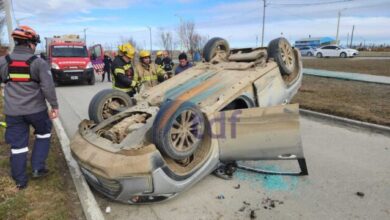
70,37,308,204
315,45,359,58
299,46,316,56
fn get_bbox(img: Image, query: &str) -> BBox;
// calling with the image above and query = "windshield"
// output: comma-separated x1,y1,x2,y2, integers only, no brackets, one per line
51,45,88,57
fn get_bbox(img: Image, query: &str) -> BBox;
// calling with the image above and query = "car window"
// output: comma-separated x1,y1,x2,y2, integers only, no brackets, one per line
322,46,331,49
329,46,338,50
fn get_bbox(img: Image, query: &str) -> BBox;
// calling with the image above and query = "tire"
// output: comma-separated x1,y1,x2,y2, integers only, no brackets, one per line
316,52,323,58
340,52,347,58
307,52,313,56
203,37,230,62
88,73,95,85
267,37,296,75
88,89,135,123
153,101,206,160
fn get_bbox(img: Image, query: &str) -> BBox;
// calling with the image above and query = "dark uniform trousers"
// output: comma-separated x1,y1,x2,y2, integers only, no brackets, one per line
5,110,52,185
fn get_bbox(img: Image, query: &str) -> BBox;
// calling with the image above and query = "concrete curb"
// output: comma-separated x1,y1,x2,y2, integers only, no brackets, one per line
303,68,390,85
52,118,105,220
300,109,390,135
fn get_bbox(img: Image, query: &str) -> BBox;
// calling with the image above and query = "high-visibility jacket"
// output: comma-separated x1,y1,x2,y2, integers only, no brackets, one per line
134,63,165,90
111,56,137,92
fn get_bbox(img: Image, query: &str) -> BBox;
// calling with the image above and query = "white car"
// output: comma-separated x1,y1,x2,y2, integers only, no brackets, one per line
315,45,359,58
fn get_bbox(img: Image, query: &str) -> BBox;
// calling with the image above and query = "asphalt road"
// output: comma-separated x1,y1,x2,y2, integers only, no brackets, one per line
56,80,390,220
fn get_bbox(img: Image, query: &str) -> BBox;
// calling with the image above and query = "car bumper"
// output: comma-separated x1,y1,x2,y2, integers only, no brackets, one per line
70,123,219,204
52,68,93,82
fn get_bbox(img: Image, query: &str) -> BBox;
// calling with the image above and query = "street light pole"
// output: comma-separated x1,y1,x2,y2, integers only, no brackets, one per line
147,26,152,52
261,0,267,47
4,0,15,51
83,28,88,45
336,11,341,45
175,14,184,51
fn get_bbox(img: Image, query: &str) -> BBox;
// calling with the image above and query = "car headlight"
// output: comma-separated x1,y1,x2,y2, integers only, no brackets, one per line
86,62,93,69
51,63,60,70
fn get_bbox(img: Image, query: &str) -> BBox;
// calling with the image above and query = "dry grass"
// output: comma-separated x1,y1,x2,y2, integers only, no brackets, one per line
292,75,390,126
302,58,390,77
0,98,84,220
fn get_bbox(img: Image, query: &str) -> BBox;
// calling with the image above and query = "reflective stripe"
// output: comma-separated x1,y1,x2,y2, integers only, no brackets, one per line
114,68,125,74
113,86,132,92
142,75,158,81
131,81,137,87
123,64,132,70
9,73,31,79
36,133,51,139
11,147,28,154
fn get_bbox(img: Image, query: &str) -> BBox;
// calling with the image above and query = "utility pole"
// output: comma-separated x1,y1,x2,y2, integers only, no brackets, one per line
147,26,152,52
335,10,341,45
346,32,349,47
4,0,15,51
350,25,355,48
261,0,267,47
83,28,88,45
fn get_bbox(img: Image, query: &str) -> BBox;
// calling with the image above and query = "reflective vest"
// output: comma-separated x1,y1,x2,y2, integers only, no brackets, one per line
5,55,39,83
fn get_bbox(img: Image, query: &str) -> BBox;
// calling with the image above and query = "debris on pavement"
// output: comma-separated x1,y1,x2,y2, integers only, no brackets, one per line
239,201,251,212
250,210,257,219
356,192,365,198
243,201,250,206
216,194,225,199
262,197,284,210
234,184,241,189
105,206,111,214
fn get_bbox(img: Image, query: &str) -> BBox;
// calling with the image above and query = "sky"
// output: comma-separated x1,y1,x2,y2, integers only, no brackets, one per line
3,0,390,51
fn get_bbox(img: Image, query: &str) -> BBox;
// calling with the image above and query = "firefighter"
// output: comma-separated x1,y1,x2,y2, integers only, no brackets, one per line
155,51,163,66
0,26,59,190
161,51,174,78
111,43,138,96
134,50,167,90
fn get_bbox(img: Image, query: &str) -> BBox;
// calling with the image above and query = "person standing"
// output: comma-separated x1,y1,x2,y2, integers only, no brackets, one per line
0,26,59,190
175,53,193,75
135,50,167,90
102,54,112,82
161,51,174,78
111,43,138,96
155,51,163,66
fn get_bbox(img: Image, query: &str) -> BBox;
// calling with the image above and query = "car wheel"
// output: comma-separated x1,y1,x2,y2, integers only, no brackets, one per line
88,73,95,85
153,101,206,160
88,89,135,123
316,52,323,58
307,52,313,56
340,52,347,58
203,37,230,62
267,37,296,75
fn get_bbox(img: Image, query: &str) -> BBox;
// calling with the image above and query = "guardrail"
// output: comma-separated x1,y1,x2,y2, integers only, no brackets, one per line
303,68,390,85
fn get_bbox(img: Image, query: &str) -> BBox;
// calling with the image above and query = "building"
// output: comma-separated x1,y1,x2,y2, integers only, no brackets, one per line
294,37,336,48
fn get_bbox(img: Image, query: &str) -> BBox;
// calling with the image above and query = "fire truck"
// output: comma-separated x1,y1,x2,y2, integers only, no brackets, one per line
45,35,103,85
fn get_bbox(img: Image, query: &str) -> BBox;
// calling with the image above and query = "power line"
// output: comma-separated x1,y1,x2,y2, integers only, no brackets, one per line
269,0,353,7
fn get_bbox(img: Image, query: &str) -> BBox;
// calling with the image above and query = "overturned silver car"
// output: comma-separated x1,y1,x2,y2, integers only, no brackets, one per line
70,37,308,204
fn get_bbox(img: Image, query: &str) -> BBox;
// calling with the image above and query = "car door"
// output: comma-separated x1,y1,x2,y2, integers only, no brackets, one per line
329,46,339,57
321,46,331,56
90,44,105,74
210,104,307,174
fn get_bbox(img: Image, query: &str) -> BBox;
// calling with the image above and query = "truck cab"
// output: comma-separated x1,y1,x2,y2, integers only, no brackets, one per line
46,35,95,85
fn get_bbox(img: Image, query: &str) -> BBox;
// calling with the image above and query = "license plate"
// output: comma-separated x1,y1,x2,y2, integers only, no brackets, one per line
71,76,79,80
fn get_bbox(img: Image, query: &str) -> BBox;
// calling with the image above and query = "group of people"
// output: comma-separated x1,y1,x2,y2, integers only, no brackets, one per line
104,43,194,96
0,25,196,191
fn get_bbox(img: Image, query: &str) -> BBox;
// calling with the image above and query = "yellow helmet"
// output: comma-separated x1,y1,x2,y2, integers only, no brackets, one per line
156,51,163,56
139,50,151,58
118,43,135,59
